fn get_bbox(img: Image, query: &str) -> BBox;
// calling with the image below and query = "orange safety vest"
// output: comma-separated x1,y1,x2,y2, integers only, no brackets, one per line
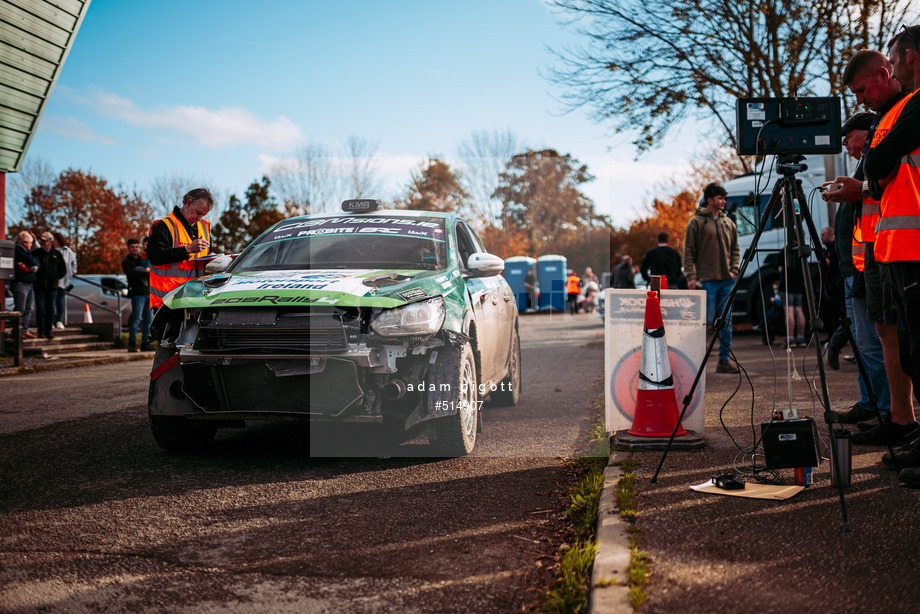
566,275,581,294
149,211,212,308
851,196,880,272
871,88,920,263
852,224,866,272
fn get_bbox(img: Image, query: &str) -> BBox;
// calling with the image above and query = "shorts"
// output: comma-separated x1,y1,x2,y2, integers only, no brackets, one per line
784,293,804,308
865,243,898,326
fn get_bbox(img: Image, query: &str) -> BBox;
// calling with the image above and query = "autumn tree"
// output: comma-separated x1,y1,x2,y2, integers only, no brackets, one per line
211,177,284,253
493,149,603,254
548,0,915,167
17,169,155,272
396,157,469,213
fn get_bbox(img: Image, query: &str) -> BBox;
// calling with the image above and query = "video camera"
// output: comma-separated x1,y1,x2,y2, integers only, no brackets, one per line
735,96,842,156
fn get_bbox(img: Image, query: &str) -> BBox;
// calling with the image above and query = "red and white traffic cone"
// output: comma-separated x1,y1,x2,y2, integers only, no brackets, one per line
627,290,686,437
83,303,93,324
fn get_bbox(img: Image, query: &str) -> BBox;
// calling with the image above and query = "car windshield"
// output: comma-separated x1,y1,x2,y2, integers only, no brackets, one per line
232,215,449,272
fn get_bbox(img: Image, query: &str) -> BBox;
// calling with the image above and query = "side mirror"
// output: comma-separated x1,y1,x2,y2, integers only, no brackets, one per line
465,252,504,278
205,255,234,274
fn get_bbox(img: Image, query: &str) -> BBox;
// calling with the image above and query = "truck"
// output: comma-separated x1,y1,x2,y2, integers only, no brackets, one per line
721,153,850,330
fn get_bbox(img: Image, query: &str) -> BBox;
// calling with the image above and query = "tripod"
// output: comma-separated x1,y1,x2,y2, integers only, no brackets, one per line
651,154,896,532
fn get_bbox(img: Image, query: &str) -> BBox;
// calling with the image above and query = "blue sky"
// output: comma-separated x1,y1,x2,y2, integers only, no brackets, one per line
24,0,703,226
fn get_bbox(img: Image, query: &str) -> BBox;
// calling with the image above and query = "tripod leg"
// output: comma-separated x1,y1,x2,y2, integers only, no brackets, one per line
792,178,851,531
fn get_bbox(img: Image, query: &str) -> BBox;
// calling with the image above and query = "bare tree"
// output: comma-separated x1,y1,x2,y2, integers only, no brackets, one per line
147,173,218,217
456,128,523,224
547,0,916,168
7,156,56,223
268,142,339,216
343,134,383,199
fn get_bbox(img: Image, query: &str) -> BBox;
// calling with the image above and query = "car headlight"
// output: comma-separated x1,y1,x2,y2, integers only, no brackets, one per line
372,297,445,336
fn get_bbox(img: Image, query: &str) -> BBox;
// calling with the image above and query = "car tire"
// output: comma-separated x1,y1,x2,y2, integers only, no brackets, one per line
149,415,216,452
490,329,521,407
427,341,478,456
148,345,216,452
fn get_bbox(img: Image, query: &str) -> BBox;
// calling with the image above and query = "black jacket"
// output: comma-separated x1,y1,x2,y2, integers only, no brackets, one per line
122,253,150,297
148,206,209,266
31,247,65,291
640,245,682,287
14,243,38,284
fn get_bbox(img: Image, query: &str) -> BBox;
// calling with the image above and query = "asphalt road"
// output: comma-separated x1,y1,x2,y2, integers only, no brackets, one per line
0,313,605,613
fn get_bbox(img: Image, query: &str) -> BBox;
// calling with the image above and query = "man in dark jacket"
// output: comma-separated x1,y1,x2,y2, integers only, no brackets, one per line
640,232,683,288
13,231,39,339
31,231,66,340
612,255,636,289
122,238,152,352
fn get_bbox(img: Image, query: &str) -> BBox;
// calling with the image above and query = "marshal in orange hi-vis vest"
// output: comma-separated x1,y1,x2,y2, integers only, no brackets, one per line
871,89,920,263
566,274,581,294
149,211,212,308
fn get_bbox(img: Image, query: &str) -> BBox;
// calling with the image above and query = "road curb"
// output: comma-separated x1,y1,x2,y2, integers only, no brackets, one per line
589,455,633,614
0,352,151,377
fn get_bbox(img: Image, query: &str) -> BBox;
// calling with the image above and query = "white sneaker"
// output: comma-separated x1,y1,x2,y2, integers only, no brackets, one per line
54,321,65,330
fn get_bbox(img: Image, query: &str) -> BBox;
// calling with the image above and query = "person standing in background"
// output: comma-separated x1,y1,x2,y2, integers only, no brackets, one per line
12,231,38,339
640,232,682,289
52,232,77,329
683,182,740,374
565,269,581,313
31,232,65,340
122,238,153,352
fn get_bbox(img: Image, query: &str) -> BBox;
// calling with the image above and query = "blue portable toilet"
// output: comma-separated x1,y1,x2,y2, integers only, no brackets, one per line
503,256,537,311
537,255,567,311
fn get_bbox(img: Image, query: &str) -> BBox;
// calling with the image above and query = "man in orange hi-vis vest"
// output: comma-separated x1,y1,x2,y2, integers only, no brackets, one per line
864,25,920,485
823,49,917,448
147,188,215,310
822,112,891,428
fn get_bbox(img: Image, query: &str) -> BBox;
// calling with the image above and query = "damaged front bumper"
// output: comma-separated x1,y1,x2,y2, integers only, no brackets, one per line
149,305,467,427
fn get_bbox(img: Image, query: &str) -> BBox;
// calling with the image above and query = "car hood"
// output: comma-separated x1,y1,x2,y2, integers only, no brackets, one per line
164,268,461,309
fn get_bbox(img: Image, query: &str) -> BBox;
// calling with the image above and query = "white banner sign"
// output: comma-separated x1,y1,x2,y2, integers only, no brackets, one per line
605,289,707,434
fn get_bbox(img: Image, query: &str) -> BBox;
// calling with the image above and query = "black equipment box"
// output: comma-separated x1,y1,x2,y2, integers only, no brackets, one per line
736,97,842,155
760,418,820,469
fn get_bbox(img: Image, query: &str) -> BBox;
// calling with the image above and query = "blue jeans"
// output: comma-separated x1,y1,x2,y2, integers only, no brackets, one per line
34,289,55,336
53,288,66,325
128,294,151,345
12,281,34,333
702,279,734,361
844,275,890,413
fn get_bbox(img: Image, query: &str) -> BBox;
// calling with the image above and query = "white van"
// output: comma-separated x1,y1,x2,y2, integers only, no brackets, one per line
721,153,848,326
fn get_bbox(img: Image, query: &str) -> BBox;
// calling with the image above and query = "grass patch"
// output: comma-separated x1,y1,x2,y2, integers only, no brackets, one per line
539,389,607,613
614,455,649,610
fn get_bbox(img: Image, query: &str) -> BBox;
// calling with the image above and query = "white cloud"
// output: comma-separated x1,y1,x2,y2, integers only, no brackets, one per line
37,116,117,145
72,91,304,150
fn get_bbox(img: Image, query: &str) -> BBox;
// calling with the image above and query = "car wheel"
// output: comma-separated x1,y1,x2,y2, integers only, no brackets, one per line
149,414,216,452
148,346,216,452
427,341,478,456
490,330,521,406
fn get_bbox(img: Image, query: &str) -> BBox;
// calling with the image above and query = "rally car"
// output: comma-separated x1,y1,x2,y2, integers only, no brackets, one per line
147,199,521,455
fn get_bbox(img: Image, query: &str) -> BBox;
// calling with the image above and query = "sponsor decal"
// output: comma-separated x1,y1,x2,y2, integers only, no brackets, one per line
262,216,445,243
397,287,430,301
203,270,377,297
211,295,337,305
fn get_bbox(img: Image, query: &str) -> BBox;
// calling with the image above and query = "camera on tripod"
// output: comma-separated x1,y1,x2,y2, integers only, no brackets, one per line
735,96,842,156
